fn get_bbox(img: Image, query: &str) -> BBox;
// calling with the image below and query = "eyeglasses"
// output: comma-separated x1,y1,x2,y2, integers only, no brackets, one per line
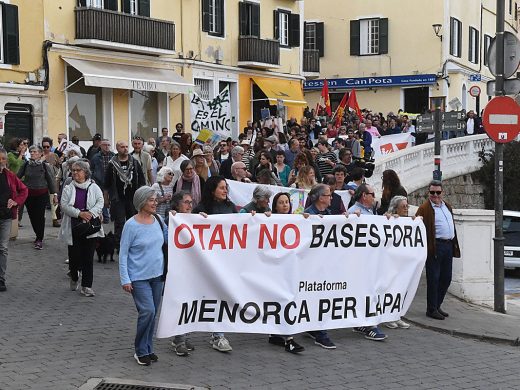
167,172,174,176
429,191,442,195
322,193,333,198
182,200,193,205
71,169,82,172
184,167,194,171
365,192,375,197
42,145,50,149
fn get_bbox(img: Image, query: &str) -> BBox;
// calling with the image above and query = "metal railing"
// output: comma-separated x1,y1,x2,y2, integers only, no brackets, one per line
238,36,279,66
75,7,175,50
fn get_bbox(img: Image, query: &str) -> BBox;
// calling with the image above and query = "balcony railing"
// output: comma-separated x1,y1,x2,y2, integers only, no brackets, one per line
303,49,320,73
75,7,175,51
238,36,280,67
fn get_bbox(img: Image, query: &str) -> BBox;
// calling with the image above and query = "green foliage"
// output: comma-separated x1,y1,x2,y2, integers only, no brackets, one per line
474,141,520,210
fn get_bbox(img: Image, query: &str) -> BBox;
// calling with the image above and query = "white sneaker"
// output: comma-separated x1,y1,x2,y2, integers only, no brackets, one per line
396,319,411,329
211,335,232,352
80,287,95,297
385,321,398,329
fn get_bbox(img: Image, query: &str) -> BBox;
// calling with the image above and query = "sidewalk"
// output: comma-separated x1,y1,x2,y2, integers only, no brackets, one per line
406,275,520,345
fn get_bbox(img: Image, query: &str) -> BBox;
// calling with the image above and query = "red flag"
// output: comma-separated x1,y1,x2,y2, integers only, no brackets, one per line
319,79,332,116
346,88,362,119
333,92,348,127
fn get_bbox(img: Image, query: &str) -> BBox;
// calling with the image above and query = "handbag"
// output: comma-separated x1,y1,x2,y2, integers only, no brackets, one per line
70,182,102,239
154,213,168,281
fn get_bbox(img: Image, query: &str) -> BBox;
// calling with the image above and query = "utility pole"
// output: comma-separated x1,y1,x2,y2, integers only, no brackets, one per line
493,0,505,313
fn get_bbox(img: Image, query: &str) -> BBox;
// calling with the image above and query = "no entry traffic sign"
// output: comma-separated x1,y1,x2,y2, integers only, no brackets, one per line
482,96,520,143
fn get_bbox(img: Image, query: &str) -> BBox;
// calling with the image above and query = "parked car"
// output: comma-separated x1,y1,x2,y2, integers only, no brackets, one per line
504,210,520,269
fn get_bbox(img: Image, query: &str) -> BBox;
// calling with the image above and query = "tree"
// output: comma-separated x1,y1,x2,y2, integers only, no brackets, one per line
474,141,520,210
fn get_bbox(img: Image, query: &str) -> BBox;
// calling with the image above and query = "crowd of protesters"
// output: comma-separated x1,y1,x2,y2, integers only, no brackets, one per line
0,104,468,364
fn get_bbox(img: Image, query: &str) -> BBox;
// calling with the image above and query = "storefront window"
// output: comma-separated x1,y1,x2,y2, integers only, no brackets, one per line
130,90,158,141
67,67,103,141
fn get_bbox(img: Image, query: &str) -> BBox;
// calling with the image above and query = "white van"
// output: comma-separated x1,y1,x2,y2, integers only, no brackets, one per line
504,210,520,269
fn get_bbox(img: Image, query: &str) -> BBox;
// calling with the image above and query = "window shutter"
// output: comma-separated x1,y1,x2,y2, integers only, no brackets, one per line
468,28,472,61
138,0,150,16
350,20,360,56
251,3,260,38
316,22,324,57
475,30,479,63
239,2,247,36
379,18,388,54
121,0,130,13
104,0,117,10
273,10,279,40
457,20,462,57
202,0,210,32
2,3,19,65
217,0,224,36
289,13,300,47
78,0,87,6
303,22,308,49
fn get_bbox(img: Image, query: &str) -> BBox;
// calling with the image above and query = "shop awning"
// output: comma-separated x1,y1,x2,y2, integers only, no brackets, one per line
251,77,307,107
63,57,193,94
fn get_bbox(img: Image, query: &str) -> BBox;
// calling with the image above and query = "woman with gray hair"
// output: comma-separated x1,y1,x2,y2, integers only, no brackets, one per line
119,186,167,366
59,160,104,297
17,145,58,250
151,166,175,218
239,185,272,214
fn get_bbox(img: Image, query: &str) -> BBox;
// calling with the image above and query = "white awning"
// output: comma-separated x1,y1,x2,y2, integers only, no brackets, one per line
63,57,193,94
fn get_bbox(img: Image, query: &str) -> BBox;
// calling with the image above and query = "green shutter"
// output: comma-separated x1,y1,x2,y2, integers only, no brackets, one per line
350,20,360,56
379,18,388,54
251,3,260,38
273,10,279,40
2,3,19,65
138,0,150,17
202,0,210,32
289,13,300,47
316,22,324,57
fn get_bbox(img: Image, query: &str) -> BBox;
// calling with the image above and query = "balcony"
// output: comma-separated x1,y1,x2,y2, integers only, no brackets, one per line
238,36,280,69
303,49,320,77
75,7,175,55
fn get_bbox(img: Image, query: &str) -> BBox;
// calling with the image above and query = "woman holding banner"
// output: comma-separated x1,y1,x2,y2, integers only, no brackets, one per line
192,176,237,352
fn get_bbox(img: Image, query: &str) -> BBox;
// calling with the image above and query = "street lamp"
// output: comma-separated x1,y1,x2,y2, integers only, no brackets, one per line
432,24,443,40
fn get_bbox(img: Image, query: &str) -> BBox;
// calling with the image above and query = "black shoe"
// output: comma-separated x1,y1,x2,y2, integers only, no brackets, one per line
0,280,6,292
285,339,305,354
268,335,286,347
148,353,158,362
426,310,445,320
133,353,151,366
437,307,449,317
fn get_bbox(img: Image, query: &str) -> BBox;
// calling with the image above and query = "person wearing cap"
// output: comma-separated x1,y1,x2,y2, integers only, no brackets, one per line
191,149,210,181
70,136,87,158
87,133,102,161
263,135,278,163
219,146,244,180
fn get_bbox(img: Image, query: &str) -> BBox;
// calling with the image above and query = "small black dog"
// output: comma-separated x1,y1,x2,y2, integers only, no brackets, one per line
96,231,116,263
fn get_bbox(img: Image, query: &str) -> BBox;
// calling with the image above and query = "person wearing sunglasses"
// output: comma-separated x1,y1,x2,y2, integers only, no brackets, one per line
347,183,388,342
416,180,461,321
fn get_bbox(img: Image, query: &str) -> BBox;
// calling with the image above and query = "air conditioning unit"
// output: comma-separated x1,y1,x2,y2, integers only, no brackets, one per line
214,49,224,62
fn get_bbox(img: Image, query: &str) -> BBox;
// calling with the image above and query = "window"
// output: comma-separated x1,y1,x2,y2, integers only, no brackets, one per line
130,90,158,141
274,10,300,47
509,0,513,14
121,0,149,16
78,0,117,9
194,78,211,100
304,22,324,57
203,0,225,37
468,26,479,64
0,3,19,65
515,3,518,21
449,17,462,57
350,18,388,56
483,34,492,66
239,2,259,38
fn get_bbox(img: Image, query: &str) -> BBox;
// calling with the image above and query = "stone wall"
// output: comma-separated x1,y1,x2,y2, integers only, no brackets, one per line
408,173,485,209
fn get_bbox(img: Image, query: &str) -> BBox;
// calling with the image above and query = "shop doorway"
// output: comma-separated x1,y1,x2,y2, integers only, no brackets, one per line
403,87,429,114
4,103,33,146
252,83,276,123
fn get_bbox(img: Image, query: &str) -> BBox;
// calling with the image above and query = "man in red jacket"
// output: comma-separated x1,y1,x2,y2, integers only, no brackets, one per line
0,147,28,291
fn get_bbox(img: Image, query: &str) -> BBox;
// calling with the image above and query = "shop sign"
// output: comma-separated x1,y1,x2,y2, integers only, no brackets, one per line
304,74,437,91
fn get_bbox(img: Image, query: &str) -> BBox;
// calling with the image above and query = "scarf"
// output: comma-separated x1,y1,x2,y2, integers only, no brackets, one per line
110,155,134,193
176,173,201,206
28,159,43,167
73,178,92,189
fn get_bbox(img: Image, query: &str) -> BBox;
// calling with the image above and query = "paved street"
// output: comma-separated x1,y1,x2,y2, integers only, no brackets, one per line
2,217,520,390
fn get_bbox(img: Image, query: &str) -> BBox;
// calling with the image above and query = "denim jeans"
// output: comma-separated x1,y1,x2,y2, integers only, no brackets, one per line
0,219,11,282
131,276,164,357
426,240,453,313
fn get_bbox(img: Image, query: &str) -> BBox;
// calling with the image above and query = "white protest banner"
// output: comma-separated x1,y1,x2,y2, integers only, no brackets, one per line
227,180,351,213
190,86,231,137
156,213,426,337
372,133,414,157
57,139,81,156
